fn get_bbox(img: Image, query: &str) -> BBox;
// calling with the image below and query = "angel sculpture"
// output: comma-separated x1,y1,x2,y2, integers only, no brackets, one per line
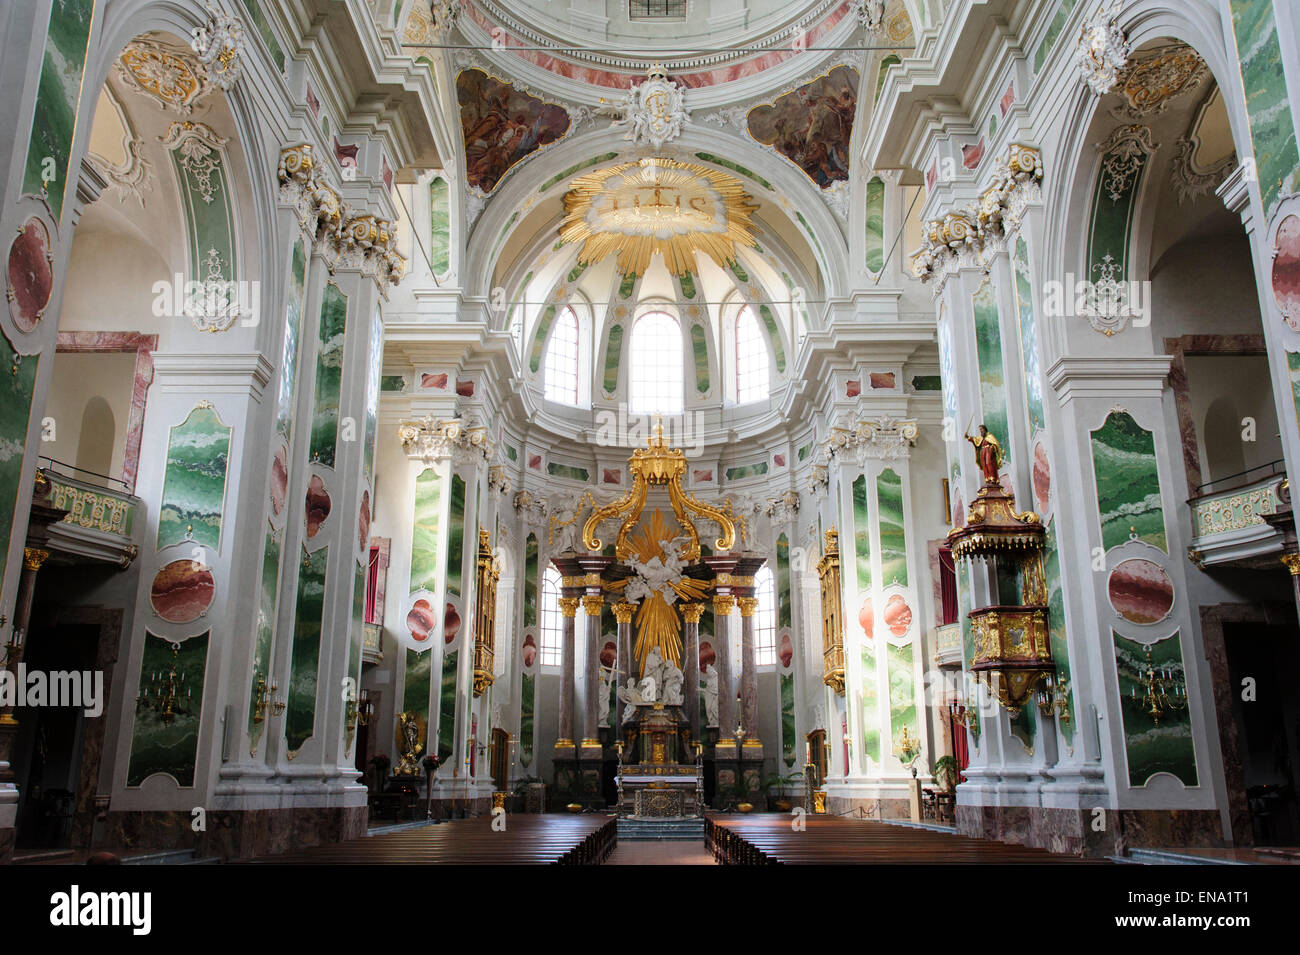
625,537,689,605
703,663,720,726
613,675,644,722
597,664,615,725
660,660,685,706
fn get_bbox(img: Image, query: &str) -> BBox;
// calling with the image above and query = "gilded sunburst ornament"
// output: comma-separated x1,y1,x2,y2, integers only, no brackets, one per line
559,158,759,275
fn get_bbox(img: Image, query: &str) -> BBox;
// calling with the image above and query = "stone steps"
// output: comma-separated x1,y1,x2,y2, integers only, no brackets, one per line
617,817,705,842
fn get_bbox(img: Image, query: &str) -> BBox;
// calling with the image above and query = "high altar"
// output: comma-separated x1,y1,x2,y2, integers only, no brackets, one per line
549,426,766,816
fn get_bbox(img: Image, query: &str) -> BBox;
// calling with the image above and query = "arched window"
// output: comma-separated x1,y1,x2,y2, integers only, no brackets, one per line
544,306,579,405
628,311,683,415
540,566,564,666
754,566,777,665
734,306,770,404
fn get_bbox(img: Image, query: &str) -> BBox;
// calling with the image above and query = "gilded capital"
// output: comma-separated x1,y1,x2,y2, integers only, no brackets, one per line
681,603,705,624
582,594,604,616
558,596,581,618
713,594,735,616
737,596,759,618
612,601,637,624
1282,552,1300,576
22,548,50,572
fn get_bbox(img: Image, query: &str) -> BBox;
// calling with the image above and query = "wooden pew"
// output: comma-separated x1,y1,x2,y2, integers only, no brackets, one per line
705,814,1106,865
251,814,617,865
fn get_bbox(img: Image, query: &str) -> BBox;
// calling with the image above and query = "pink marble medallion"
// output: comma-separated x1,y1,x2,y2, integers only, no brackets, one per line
305,475,331,538
421,372,449,390
699,641,715,671
1108,558,1175,624
269,443,288,516
602,468,622,484
1032,442,1051,514
8,217,53,332
869,372,896,389
358,489,371,550
444,602,461,644
151,560,215,623
846,380,861,398
773,453,785,468
528,454,542,470
884,593,913,637
1272,214,1300,329
859,595,874,637
1000,81,1016,116
406,598,435,643
455,379,475,397
962,138,986,170
779,632,793,668
693,469,713,483
600,641,616,667
522,632,537,667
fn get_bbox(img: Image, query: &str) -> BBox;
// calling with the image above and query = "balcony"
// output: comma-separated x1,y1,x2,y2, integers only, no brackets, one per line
1187,462,1290,569
39,464,142,568
362,623,383,664
933,622,962,668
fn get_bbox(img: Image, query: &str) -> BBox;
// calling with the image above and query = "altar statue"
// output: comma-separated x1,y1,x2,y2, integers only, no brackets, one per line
965,423,1004,484
702,663,719,726
618,677,645,722
625,537,689,606
661,660,684,706
642,646,667,694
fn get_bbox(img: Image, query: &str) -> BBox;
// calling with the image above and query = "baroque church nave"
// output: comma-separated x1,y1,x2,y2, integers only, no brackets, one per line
0,0,1298,882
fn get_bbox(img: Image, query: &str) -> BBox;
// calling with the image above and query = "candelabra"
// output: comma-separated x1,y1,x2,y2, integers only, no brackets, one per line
894,724,920,776
1035,671,1072,723
251,671,286,725
1131,645,1186,725
137,642,190,726
356,688,374,727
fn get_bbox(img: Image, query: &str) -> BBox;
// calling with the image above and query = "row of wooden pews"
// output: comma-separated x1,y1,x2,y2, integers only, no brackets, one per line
706,814,1106,865
253,815,617,865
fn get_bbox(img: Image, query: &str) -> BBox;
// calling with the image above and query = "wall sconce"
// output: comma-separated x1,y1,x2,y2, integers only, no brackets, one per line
1036,672,1072,723
1132,645,1186,725
251,672,286,725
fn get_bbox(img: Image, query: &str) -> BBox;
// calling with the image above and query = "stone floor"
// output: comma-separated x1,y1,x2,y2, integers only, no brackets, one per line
604,839,716,865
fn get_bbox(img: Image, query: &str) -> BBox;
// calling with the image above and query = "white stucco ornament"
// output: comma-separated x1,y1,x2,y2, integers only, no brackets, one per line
855,0,887,34
1076,1,1130,96
611,65,689,151
189,1,246,92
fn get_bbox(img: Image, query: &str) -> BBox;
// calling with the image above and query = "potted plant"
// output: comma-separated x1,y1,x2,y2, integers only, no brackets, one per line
933,755,960,793
762,771,804,811
717,775,758,812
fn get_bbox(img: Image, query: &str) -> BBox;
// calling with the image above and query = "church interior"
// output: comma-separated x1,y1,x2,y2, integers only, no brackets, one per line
1,0,1300,873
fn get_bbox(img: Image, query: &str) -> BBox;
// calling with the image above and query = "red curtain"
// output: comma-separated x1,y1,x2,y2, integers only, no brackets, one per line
939,546,958,625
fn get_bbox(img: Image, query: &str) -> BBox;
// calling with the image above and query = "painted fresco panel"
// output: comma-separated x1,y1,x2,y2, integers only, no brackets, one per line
128,632,208,787
780,673,795,766
865,177,885,273
437,649,458,762
286,546,327,752
157,405,231,551
457,69,570,193
21,0,95,223
429,175,451,274
446,474,466,599
411,468,442,594
1091,411,1167,551
973,280,1010,465
851,474,872,591
519,672,535,767
1230,0,1300,214
310,284,348,467
1114,632,1198,786
248,527,281,742
274,238,307,440
860,641,879,768
876,468,907,587
0,336,38,592
1013,237,1046,435
887,641,916,758
747,66,858,188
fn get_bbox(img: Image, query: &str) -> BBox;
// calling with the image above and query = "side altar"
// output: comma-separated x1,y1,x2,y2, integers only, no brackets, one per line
545,424,767,815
